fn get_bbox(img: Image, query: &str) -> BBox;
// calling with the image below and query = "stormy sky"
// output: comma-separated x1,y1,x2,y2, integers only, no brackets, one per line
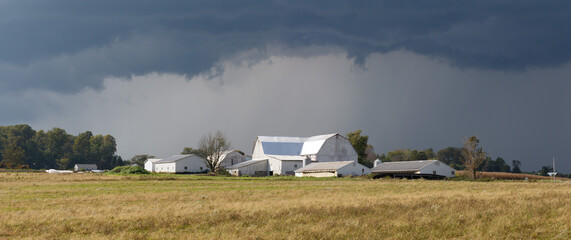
1,1,570,172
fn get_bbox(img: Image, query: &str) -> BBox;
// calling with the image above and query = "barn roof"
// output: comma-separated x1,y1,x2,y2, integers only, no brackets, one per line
294,161,355,173
155,155,195,163
371,160,438,172
226,159,267,169
257,133,339,156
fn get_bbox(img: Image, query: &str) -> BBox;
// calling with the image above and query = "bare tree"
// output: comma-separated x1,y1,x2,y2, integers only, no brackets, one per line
198,130,231,173
461,136,487,179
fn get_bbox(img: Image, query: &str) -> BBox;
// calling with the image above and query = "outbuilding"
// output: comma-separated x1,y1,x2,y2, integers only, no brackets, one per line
371,160,456,179
226,159,269,177
294,161,371,177
74,164,98,171
217,150,247,170
152,155,208,173
143,158,162,172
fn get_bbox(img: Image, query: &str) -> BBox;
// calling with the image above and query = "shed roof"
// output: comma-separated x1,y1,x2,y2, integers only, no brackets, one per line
155,155,196,163
294,161,355,173
371,160,438,172
226,159,267,169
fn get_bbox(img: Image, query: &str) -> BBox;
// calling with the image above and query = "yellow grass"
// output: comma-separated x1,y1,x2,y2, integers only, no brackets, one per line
0,173,570,239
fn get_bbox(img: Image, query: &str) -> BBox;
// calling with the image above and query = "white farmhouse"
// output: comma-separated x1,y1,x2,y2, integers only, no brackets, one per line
151,155,208,173
228,133,359,176
371,160,456,179
294,161,371,177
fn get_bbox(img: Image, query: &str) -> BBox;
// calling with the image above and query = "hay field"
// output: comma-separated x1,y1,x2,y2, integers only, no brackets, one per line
0,173,569,239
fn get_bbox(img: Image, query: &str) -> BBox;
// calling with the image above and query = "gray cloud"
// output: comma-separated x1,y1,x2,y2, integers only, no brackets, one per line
1,1,571,93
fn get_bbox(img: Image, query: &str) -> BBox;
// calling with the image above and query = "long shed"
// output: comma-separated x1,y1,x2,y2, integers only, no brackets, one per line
152,155,208,173
371,160,456,179
294,161,371,177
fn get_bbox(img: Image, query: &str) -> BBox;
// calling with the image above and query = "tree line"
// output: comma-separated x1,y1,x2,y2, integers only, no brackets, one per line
0,124,123,170
347,130,523,177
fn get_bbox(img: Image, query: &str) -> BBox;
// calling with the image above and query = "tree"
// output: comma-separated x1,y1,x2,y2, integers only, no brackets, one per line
181,147,206,157
538,166,553,176
347,130,369,166
461,136,487,179
512,160,522,173
198,131,231,173
130,154,155,167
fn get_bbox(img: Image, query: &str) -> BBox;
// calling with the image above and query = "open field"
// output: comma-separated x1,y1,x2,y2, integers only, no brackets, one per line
1,173,570,239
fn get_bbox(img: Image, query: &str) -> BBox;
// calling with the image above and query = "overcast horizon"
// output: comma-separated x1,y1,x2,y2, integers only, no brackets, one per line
1,1,570,172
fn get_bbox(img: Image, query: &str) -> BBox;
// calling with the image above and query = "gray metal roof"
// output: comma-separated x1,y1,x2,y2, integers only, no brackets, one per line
371,160,438,172
226,159,267,169
155,155,195,163
294,161,355,173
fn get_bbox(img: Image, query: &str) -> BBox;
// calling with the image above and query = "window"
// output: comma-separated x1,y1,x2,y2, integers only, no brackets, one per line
433,171,436,175
451,171,455,176
200,167,203,171
294,164,298,168
185,166,188,170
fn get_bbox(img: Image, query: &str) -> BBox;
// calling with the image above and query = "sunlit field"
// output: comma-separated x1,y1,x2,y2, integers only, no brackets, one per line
1,173,569,239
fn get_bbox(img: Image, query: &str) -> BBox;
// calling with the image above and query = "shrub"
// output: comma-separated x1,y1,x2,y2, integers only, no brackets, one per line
108,166,149,174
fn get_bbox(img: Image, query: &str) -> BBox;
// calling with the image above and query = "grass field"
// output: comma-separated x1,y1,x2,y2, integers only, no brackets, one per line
0,173,569,239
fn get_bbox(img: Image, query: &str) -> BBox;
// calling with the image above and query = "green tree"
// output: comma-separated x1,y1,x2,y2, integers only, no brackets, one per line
181,147,206,157
130,154,155,167
74,131,93,164
461,136,487,179
437,147,464,169
538,166,553,176
347,130,369,165
512,160,522,173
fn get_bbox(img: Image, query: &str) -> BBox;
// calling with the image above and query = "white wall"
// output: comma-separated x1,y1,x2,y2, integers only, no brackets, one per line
231,160,269,176
337,162,371,176
251,140,266,159
281,160,303,175
296,172,336,177
154,162,176,173
419,161,456,178
153,155,208,173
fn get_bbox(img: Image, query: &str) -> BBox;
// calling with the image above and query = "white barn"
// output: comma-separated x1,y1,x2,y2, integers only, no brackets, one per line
294,161,371,177
151,155,209,173
228,133,358,176
74,164,98,171
217,150,247,170
371,160,456,179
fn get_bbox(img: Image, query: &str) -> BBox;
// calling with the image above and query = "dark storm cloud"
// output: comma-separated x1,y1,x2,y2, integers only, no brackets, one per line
1,1,571,93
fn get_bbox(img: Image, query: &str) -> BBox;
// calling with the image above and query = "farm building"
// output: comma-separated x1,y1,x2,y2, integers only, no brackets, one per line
143,158,161,172
217,150,247,170
228,133,358,176
150,155,208,173
294,161,371,177
371,160,456,179
74,164,98,171
227,159,269,176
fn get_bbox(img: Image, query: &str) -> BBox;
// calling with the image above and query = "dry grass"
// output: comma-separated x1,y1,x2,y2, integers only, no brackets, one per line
456,170,568,180
0,173,570,239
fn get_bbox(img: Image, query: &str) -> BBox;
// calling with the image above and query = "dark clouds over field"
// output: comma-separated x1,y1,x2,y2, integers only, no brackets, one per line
1,1,570,171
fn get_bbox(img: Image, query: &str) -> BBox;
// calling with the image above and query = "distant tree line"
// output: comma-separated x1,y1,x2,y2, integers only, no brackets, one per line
377,147,522,173
0,124,124,170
